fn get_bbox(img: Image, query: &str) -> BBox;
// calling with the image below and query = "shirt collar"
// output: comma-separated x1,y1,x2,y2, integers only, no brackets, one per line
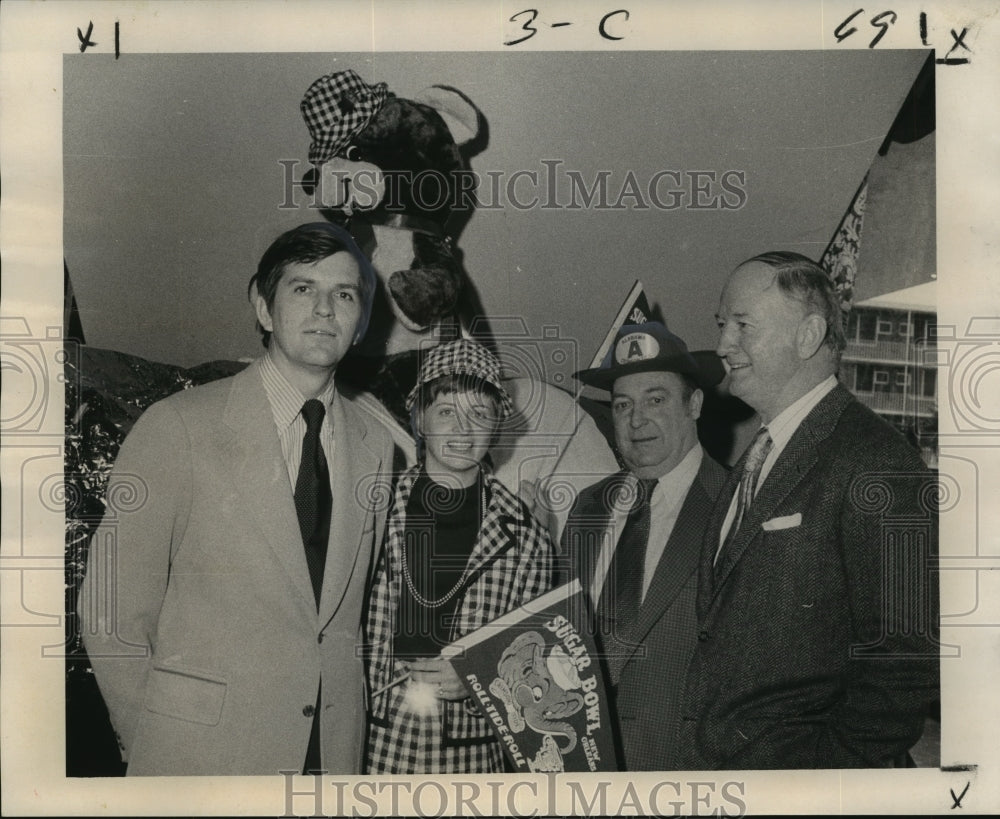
627,442,702,502
763,375,837,452
259,352,337,431
655,443,702,498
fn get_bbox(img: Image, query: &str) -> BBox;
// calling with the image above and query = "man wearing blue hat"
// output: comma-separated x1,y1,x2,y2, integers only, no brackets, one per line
561,321,727,770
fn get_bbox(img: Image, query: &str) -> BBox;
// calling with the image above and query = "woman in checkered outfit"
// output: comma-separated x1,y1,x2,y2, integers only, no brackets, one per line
363,339,554,773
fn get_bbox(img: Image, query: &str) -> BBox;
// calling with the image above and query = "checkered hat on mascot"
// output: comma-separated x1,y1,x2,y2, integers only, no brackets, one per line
574,321,724,391
405,339,514,419
301,69,390,164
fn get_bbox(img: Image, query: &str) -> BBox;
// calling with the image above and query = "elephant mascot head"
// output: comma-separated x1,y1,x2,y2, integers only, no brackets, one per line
489,631,584,754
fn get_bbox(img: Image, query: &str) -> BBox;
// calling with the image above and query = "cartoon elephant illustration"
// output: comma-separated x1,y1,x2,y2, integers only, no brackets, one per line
494,631,584,753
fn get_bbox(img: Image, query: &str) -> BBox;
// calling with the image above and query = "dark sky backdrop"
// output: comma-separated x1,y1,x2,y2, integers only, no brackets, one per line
64,50,928,370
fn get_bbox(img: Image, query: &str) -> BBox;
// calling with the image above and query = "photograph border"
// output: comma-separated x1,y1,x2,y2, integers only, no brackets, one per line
2,1,998,815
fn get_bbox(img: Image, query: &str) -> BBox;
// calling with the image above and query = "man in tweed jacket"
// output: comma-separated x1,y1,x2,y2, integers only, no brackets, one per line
679,252,939,769
561,321,727,771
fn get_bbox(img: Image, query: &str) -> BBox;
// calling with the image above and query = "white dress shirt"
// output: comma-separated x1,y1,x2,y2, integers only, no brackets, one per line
591,444,703,606
258,352,337,490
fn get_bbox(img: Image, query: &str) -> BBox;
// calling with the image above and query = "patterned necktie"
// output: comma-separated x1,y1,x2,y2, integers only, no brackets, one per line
294,399,331,607
597,477,658,635
716,426,773,567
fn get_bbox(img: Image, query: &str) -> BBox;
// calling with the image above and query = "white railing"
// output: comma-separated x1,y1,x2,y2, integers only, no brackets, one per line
853,391,937,417
843,338,936,365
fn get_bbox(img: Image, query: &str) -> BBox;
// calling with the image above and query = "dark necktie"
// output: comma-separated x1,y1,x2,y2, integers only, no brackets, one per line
716,426,773,569
295,400,329,775
597,477,658,638
294,399,331,607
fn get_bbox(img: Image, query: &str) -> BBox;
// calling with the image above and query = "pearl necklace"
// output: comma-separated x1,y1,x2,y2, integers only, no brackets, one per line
399,476,487,609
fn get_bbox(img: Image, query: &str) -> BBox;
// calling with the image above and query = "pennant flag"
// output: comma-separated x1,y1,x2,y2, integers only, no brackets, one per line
820,174,869,315
512,279,654,537
583,280,650,376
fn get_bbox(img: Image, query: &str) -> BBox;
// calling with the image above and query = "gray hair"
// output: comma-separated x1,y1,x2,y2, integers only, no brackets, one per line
745,251,847,357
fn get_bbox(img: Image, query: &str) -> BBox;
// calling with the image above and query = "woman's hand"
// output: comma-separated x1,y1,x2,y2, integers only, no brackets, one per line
408,656,467,701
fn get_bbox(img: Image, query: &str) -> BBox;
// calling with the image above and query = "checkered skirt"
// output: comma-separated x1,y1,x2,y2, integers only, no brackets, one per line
363,465,553,774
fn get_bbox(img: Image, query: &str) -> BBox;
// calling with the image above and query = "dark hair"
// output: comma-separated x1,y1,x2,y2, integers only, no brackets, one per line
248,222,376,347
410,373,504,443
745,251,847,357
412,373,504,416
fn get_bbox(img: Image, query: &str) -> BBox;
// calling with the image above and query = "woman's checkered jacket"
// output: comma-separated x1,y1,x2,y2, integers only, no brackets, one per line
363,463,554,774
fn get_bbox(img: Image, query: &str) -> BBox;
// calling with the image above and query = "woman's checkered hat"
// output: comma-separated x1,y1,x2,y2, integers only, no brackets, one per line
405,339,514,418
301,69,389,165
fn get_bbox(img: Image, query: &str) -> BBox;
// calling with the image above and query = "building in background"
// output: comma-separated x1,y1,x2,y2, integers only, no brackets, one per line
839,285,937,467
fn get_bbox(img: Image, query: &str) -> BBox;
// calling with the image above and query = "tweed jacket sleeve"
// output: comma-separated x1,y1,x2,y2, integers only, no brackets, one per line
816,419,939,766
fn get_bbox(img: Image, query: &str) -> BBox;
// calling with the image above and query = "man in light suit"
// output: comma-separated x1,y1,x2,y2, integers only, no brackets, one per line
680,251,939,769
561,321,727,770
80,222,395,776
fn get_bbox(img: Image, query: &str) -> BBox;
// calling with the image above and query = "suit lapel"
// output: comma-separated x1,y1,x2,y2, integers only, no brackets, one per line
319,390,382,626
697,462,740,620
631,464,713,639
609,459,715,678
223,362,317,615
567,474,626,607
709,387,852,605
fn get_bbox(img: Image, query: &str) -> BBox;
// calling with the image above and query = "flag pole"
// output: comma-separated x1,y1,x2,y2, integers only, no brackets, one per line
533,280,649,487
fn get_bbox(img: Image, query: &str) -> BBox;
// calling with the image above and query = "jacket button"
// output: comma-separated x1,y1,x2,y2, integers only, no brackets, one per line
302,705,315,717
698,630,710,641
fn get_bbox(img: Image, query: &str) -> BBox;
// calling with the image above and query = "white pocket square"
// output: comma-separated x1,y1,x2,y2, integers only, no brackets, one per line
762,513,802,531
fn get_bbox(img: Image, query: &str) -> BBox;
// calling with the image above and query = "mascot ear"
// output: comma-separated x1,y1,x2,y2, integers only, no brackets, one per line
414,85,480,147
